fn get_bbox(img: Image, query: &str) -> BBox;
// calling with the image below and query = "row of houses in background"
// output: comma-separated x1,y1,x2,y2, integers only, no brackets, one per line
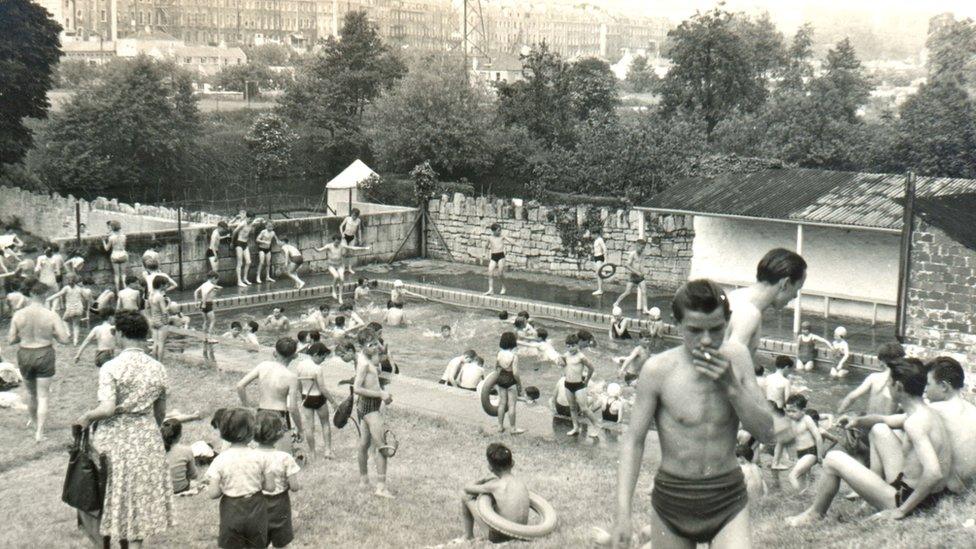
36,0,670,61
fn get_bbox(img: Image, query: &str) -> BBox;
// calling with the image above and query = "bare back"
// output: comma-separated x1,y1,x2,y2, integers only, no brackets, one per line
725,288,762,357
865,371,897,415
257,362,298,411
11,303,67,348
931,397,976,491
489,475,531,525
901,406,951,491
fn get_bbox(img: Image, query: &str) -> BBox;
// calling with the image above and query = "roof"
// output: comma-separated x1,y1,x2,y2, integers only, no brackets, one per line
640,168,976,232
910,193,976,251
175,45,246,58
326,160,377,189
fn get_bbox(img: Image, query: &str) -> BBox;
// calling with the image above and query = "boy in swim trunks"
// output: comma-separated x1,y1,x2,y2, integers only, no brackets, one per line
560,333,600,438
483,223,515,295
277,238,306,289
293,342,338,460
316,235,370,301
590,227,608,296
207,221,230,273
795,321,832,372
455,442,530,544
255,221,278,284
339,208,363,274
195,271,221,363
783,394,824,491
613,239,649,314
236,337,305,449
231,211,255,287
613,279,775,549
353,329,396,498
265,307,291,332
116,275,144,312
616,329,654,386
75,308,117,368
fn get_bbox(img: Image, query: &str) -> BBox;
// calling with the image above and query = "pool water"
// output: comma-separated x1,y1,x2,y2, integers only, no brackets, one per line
197,294,864,414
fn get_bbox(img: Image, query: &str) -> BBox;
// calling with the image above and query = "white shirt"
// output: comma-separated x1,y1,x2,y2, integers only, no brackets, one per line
259,447,300,496
206,446,266,497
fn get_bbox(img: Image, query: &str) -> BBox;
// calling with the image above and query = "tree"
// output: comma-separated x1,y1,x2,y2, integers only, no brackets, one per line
817,38,872,123
731,12,787,84
659,8,767,137
214,63,289,92
781,24,815,91
894,80,976,178
33,56,200,201
1,0,61,168
53,59,105,89
565,57,619,119
366,53,497,179
245,112,297,184
925,15,976,87
625,55,658,93
496,42,575,146
243,44,294,66
279,11,406,177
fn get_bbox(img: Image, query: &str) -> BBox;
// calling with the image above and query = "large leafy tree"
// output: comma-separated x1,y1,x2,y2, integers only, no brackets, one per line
366,53,497,179
496,42,575,146
817,38,872,123
659,8,768,137
625,55,658,93
894,79,976,178
925,15,976,87
245,112,297,183
780,24,815,91
1,0,61,168
565,57,619,120
279,11,406,177
34,56,200,201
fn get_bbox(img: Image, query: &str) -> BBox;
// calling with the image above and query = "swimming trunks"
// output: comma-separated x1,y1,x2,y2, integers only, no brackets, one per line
234,241,248,251
554,402,571,417
95,349,114,368
258,408,292,430
206,249,216,259
651,467,748,544
343,234,355,244
629,273,645,284
593,254,605,263
624,372,639,385
17,346,56,380
564,380,587,393
798,339,816,364
891,473,948,513
110,251,129,264
490,252,505,263
258,245,271,253
356,395,383,420
266,491,294,548
602,405,619,422
290,256,304,266
302,393,327,410
201,302,214,314
797,446,817,460
496,369,517,389
218,493,268,549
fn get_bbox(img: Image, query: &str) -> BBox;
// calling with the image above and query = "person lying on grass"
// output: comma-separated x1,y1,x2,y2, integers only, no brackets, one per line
455,443,530,544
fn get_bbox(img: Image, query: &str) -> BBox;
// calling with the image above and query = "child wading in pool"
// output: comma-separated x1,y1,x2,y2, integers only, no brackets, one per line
495,332,525,434
796,321,833,372
829,326,851,378
454,443,530,544
561,333,601,438
483,223,515,295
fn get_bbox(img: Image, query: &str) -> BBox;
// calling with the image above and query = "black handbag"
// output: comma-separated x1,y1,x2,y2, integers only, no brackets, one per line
333,385,355,429
62,424,106,513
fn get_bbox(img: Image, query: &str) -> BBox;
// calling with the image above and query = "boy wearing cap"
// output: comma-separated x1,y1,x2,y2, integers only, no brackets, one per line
646,307,664,340
612,239,649,314
609,306,631,340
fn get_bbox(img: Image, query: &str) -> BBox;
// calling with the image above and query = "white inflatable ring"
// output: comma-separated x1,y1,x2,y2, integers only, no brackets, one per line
476,492,558,541
480,370,501,417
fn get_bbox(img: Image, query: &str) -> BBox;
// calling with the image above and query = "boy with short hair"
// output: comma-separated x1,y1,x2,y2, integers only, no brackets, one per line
766,355,793,410
222,321,244,340
279,238,306,289
116,275,144,312
243,320,260,346
616,329,654,386
483,223,515,295
560,333,600,438
195,271,221,363
517,327,561,365
265,307,290,332
74,308,117,367
441,350,477,385
456,443,530,544
590,227,607,296
784,394,824,491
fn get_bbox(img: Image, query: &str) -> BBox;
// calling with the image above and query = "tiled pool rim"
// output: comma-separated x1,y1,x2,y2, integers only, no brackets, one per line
173,278,883,371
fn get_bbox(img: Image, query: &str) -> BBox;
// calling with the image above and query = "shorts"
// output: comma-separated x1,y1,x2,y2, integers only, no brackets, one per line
343,234,355,244
554,402,571,417
95,349,114,368
797,446,817,461
496,369,517,389
17,346,56,380
356,395,383,420
258,245,271,253
490,252,505,263
629,273,645,284
265,491,294,548
302,393,327,410
110,251,128,264
290,256,304,266
218,493,268,549
651,467,748,544
201,302,214,314
206,249,216,259
564,380,587,394
258,408,292,431
891,473,948,512
234,241,248,252
602,407,619,422
593,255,605,263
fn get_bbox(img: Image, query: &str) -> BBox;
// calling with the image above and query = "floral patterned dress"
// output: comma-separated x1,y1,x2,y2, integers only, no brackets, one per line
92,348,175,540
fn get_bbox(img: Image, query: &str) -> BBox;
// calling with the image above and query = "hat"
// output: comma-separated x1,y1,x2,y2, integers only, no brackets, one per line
801,320,811,329
647,307,661,320
834,326,847,338
393,280,404,288
606,383,622,398
612,306,623,316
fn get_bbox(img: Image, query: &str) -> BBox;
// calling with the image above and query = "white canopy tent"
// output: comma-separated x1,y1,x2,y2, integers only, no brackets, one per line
325,159,378,214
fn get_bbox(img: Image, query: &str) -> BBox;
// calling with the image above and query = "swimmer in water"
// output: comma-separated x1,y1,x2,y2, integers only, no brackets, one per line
483,223,515,295
829,326,850,378
609,306,631,340
796,321,833,372
646,307,664,340
265,307,291,332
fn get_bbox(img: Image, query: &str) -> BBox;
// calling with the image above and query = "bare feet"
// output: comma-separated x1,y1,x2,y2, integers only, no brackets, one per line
256,278,263,284
588,429,600,438
567,428,580,436
297,281,306,289
267,277,276,282
374,487,396,499
789,476,802,491
237,282,247,288
34,432,46,443
785,510,822,527
484,289,493,295
359,478,372,492
511,428,526,435
592,290,604,296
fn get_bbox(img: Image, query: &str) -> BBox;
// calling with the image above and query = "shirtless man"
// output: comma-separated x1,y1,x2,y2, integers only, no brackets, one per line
74,308,117,367
339,208,363,275
236,337,305,447
316,235,369,302
725,248,807,359
265,307,291,332
232,211,255,287
613,279,775,549
787,358,951,524
207,221,230,273
483,223,515,295
353,329,396,498
591,227,608,296
612,239,649,314
9,280,70,442
836,342,904,415
278,238,306,289
116,276,144,312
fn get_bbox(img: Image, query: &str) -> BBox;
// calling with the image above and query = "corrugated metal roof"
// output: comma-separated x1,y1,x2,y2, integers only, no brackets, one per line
910,193,976,252
640,168,976,231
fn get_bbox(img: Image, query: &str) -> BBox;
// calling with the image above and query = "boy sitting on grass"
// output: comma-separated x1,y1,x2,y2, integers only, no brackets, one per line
455,443,530,544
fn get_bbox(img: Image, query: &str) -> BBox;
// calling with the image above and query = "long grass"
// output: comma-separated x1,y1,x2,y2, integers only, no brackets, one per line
1,343,974,548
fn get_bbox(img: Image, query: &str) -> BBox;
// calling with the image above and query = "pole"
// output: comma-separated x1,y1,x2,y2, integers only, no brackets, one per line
420,203,428,258
462,0,469,84
348,187,353,216
388,211,422,265
895,171,917,342
177,206,185,291
793,223,803,334
75,201,82,246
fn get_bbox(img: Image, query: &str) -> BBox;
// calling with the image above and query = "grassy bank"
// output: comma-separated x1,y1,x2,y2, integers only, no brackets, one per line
0,343,974,548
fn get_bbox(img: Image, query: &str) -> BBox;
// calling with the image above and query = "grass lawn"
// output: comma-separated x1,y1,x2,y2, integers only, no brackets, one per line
1,342,975,548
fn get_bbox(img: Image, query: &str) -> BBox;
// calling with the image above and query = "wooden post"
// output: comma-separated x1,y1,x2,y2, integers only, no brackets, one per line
895,172,917,342
793,223,803,334
347,187,353,216
75,201,82,246
177,206,185,291
420,203,428,258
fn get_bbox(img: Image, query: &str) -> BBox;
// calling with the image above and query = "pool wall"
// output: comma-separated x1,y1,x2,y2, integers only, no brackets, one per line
426,194,693,289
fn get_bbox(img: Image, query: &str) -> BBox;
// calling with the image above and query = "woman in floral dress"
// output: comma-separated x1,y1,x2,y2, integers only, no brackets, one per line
77,311,174,547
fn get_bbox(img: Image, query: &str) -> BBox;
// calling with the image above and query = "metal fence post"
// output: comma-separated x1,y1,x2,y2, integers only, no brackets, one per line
75,201,82,247
177,205,185,291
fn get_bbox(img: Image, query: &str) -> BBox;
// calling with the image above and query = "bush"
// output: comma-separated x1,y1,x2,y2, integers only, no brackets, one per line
363,176,475,206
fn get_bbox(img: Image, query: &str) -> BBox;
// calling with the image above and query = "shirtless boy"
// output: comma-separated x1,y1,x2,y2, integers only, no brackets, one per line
293,342,338,460
236,337,305,448
613,279,775,549
279,238,306,289
456,443,530,544
194,271,221,363
765,355,793,411
616,329,654,386
561,333,601,438
339,208,363,274
784,394,824,491
207,221,230,272
591,227,608,296
836,342,904,415
316,235,370,301
612,239,649,314
354,329,396,498
255,221,278,284
232,211,255,287
74,308,117,367
103,221,128,290
484,223,515,295
787,358,951,524
116,276,144,312
9,281,71,442
265,306,291,332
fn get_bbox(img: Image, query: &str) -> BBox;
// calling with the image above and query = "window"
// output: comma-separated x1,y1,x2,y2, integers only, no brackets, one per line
101,9,106,21
184,57,191,63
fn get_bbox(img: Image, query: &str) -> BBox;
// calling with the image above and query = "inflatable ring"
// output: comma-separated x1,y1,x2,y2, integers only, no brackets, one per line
480,370,501,417
597,263,617,280
476,492,558,541
378,429,399,458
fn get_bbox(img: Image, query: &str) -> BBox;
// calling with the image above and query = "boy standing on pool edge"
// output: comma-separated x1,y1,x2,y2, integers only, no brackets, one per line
484,223,515,295
613,279,775,549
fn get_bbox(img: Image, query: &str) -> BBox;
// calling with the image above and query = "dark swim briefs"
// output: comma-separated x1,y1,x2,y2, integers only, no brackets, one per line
201,302,214,314
891,473,948,513
797,446,817,461
496,369,517,389
17,346,56,380
490,252,506,263
629,273,645,284
302,393,327,410
95,349,115,368
564,380,587,393
343,234,355,244
356,395,383,420
593,254,605,263
651,466,748,544
206,249,217,259
290,256,304,265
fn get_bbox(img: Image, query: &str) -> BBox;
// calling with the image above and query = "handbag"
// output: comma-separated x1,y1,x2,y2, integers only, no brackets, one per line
333,385,355,429
62,424,106,513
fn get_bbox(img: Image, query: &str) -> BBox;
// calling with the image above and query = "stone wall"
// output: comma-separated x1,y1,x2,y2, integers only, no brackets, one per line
904,218,976,364
426,194,693,289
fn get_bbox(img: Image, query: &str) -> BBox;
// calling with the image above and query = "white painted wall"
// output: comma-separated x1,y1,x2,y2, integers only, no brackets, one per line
690,216,900,322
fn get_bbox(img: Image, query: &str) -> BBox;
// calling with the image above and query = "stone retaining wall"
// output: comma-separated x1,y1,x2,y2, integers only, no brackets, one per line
426,194,693,289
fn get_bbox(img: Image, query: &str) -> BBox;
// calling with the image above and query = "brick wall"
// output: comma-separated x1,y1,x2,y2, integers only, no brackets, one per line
426,194,693,289
905,217,976,364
